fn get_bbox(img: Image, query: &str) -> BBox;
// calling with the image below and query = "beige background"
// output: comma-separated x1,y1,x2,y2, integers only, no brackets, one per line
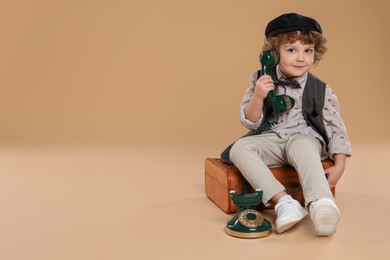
1,0,390,259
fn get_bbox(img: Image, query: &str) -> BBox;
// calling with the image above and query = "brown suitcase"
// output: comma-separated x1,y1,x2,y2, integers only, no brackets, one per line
205,158,335,214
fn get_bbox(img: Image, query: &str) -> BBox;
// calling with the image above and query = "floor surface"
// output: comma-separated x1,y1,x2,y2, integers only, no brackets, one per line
0,143,389,260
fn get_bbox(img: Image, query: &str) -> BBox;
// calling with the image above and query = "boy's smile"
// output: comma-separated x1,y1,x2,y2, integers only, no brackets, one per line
278,40,315,78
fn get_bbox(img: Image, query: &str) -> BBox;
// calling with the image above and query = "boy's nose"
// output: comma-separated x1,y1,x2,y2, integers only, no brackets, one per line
296,52,304,62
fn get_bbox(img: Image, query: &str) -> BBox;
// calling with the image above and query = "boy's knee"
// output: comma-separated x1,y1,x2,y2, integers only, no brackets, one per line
285,135,321,160
230,138,247,157
287,135,321,151
230,138,256,161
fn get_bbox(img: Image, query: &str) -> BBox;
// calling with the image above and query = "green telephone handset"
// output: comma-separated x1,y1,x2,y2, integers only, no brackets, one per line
260,50,295,121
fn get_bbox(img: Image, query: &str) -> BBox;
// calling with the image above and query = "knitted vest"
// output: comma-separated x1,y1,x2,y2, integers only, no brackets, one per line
220,67,329,164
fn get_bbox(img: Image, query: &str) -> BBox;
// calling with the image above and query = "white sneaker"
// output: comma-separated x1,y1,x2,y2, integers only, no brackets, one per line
275,195,308,233
309,198,340,236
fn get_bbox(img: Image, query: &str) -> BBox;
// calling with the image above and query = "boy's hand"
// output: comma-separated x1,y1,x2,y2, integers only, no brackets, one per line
253,75,275,100
324,165,344,189
324,154,347,189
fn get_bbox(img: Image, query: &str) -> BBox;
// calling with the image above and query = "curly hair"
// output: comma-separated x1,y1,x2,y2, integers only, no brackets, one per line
262,30,327,64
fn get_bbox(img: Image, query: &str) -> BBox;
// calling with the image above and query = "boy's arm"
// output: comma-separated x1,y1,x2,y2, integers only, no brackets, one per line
244,75,275,123
322,85,352,159
244,97,264,123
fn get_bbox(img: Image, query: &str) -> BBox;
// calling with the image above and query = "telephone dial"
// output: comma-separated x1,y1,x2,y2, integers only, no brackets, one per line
225,50,296,238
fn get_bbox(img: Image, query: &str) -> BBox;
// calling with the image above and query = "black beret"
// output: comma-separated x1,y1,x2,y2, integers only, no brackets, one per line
265,13,322,37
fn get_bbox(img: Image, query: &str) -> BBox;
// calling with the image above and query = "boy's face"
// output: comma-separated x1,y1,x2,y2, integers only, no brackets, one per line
278,40,315,78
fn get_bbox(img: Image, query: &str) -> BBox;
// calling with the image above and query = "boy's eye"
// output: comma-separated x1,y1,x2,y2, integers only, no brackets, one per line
305,49,314,54
287,48,295,53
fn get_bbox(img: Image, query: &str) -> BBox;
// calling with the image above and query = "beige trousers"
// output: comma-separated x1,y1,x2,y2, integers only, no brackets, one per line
229,133,334,207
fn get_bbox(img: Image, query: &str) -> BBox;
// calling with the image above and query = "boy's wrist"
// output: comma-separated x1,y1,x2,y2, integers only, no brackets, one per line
252,88,268,101
332,154,347,170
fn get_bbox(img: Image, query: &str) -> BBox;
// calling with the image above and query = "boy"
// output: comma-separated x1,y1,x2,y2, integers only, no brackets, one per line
221,13,351,236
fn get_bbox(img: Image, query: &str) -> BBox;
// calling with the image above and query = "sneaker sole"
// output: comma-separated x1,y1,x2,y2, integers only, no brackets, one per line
312,204,340,236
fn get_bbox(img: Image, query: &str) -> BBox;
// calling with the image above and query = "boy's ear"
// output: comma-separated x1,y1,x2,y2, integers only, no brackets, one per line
273,55,280,65
270,49,280,64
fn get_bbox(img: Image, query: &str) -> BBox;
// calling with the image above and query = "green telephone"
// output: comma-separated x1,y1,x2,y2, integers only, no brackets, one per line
225,188,272,238
225,51,298,238
225,50,280,238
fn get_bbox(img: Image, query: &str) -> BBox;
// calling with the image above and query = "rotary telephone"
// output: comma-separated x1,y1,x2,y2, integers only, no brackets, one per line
225,50,296,238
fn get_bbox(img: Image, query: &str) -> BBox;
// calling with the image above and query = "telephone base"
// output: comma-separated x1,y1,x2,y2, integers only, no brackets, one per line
225,225,272,238
225,207,272,238
225,216,272,238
